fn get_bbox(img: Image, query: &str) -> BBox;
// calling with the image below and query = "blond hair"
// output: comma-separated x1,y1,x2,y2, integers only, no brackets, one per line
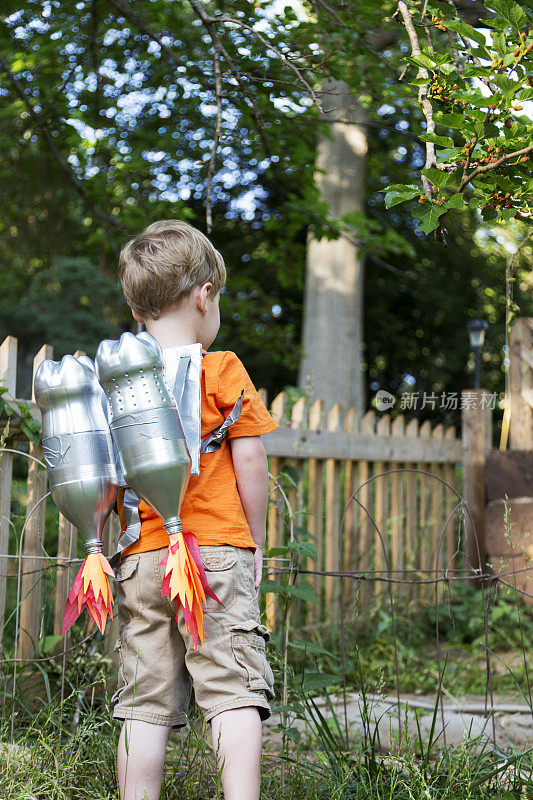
118,219,226,320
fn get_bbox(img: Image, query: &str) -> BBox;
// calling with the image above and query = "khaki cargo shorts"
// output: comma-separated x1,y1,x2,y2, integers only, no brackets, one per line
111,544,275,728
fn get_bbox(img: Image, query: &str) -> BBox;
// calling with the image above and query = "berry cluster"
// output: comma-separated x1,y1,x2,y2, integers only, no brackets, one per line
432,14,447,32
485,190,514,211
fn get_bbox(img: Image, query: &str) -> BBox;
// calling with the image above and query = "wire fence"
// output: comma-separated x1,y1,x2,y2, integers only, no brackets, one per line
1,453,531,752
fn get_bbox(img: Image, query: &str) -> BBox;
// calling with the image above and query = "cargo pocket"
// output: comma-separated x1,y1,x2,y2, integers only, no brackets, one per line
201,547,238,613
111,640,126,705
229,618,275,700
114,554,143,621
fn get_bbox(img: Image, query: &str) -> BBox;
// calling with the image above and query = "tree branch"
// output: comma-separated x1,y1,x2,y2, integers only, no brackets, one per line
187,0,270,155
459,145,533,192
205,47,222,234
397,1,436,200
208,14,323,110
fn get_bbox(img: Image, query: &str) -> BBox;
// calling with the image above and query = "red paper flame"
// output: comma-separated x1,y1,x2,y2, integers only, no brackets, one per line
160,530,224,649
63,552,114,635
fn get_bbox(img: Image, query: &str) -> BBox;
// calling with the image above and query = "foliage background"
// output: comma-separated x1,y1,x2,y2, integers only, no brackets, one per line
0,0,531,429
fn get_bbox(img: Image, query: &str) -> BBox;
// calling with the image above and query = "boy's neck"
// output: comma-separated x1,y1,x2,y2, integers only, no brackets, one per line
144,314,200,349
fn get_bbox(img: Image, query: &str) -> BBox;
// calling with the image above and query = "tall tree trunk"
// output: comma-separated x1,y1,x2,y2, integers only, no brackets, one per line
298,78,367,416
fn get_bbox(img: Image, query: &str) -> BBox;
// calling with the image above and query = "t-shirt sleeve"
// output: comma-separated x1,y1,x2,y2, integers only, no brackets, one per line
216,351,279,438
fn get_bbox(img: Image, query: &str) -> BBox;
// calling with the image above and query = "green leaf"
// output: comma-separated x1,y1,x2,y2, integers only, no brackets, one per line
500,207,517,221
409,77,430,86
408,53,435,71
436,148,460,164
462,65,492,79
300,671,340,691
412,203,444,234
282,727,301,745
518,87,533,101
491,74,518,93
485,0,527,31
444,193,464,209
383,184,421,208
484,17,510,31
419,133,455,147
280,464,300,485
444,19,486,46
286,540,318,561
38,634,63,655
268,545,289,557
434,112,466,129
491,30,507,53
421,167,454,187
287,640,337,657
286,579,317,604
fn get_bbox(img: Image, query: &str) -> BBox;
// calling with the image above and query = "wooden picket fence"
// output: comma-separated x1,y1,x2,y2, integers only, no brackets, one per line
0,335,463,659
259,390,462,631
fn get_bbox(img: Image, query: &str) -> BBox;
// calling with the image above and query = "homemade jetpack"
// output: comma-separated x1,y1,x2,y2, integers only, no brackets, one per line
34,355,119,635
34,331,245,649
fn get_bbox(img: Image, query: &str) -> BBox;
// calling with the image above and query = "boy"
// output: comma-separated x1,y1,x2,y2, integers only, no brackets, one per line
112,219,278,800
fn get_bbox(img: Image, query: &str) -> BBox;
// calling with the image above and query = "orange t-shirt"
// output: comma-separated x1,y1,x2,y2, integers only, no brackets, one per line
119,350,278,556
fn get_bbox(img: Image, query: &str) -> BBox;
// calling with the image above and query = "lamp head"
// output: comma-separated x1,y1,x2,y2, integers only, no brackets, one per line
466,319,488,349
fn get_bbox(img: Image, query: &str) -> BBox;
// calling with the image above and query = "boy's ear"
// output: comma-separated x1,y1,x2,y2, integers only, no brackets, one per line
196,282,213,315
132,309,145,324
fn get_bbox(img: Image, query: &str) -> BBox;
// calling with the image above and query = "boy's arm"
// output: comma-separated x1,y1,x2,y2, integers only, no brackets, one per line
230,435,269,589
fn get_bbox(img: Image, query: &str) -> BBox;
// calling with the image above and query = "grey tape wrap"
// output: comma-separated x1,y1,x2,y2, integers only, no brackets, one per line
200,389,244,453
42,432,115,487
109,488,142,570
110,407,184,451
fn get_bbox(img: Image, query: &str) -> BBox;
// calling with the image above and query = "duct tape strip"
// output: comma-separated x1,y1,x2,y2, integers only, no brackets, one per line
110,407,184,450
109,487,142,570
200,389,244,453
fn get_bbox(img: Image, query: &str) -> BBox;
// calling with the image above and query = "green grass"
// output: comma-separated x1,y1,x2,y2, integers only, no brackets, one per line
0,668,531,800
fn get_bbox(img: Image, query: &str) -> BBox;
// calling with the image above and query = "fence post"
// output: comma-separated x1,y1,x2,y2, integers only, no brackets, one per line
287,397,306,625
0,336,18,652
461,389,492,580
390,414,405,587
342,406,358,613
430,424,444,600
19,344,52,659
509,317,533,449
374,414,390,603
325,403,342,617
307,399,325,623
417,420,432,601
443,426,458,573
54,516,76,637
404,418,419,601
266,392,286,632
358,410,375,610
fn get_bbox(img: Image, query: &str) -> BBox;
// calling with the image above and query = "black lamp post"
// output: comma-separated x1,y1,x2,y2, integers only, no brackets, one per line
466,319,489,389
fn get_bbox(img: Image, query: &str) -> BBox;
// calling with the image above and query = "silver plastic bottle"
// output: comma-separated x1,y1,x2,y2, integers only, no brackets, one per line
34,355,118,553
76,354,126,487
95,332,191,536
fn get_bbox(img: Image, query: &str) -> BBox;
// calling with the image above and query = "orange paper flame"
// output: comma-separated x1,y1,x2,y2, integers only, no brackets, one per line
160,530,224,649
63,552,114,635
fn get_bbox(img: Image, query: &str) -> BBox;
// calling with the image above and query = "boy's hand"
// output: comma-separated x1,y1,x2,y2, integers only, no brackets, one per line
253,548,263,590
